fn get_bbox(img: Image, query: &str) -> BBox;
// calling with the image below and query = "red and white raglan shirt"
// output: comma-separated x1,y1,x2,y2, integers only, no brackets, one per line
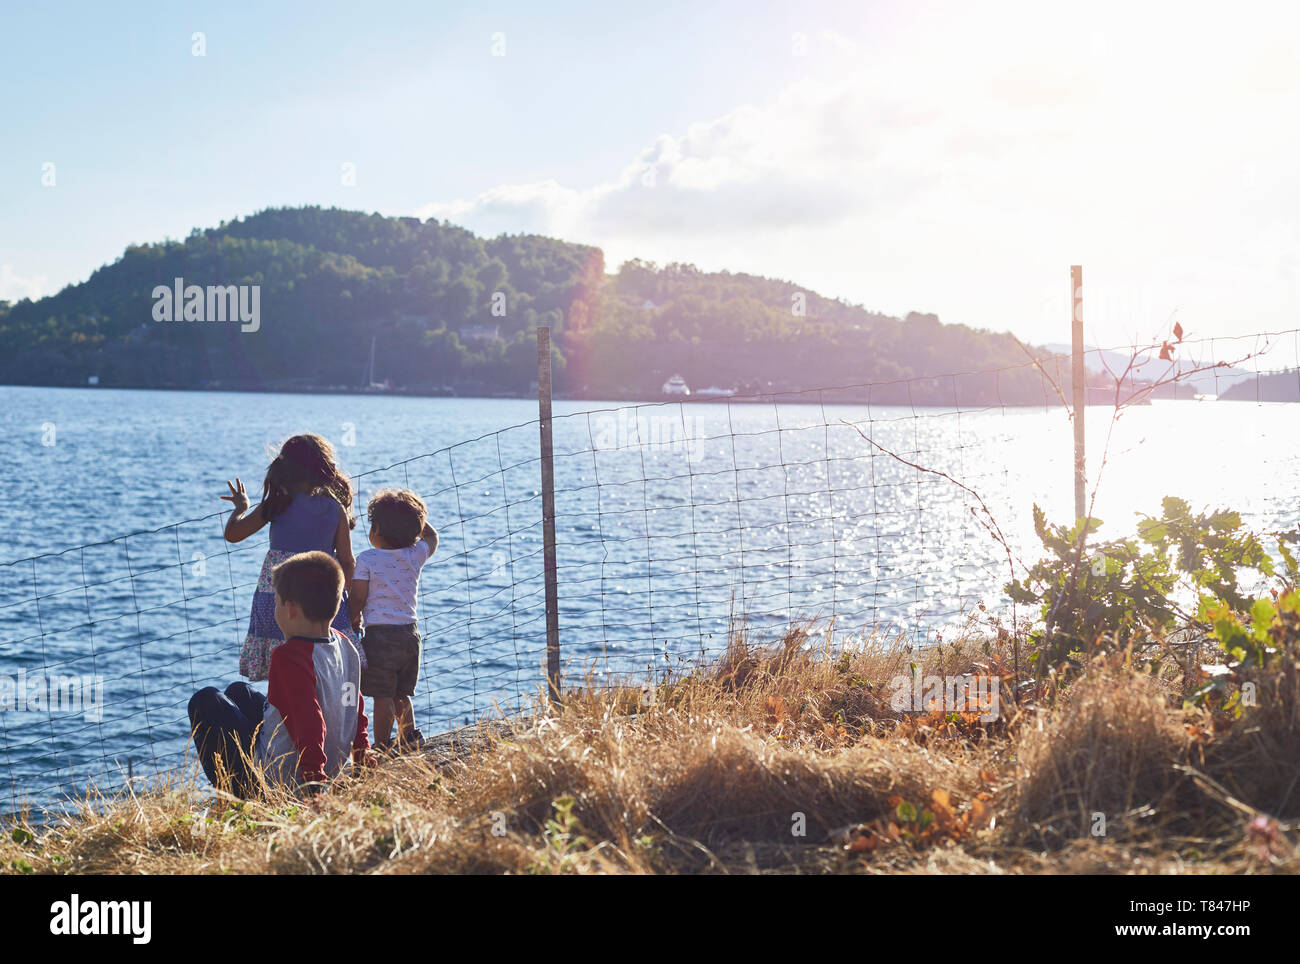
256,628,370,787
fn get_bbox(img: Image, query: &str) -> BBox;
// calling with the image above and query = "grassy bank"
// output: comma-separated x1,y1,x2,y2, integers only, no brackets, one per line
2,625,1296,875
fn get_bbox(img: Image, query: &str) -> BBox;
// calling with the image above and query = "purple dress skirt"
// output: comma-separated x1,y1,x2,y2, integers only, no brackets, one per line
239,492,364,681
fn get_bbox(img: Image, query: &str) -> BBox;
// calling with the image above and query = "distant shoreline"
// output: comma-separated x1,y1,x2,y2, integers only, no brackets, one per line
1,380,1276,408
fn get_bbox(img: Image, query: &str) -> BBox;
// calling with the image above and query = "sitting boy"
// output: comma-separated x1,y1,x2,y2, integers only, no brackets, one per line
188,550,371,797
349,488,439,752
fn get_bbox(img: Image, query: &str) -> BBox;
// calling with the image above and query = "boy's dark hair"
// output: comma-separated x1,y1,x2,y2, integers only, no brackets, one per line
367,489,427,548
272,551,344,621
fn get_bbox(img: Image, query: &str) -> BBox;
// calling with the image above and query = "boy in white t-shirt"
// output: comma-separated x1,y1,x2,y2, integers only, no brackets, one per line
349,488,439,751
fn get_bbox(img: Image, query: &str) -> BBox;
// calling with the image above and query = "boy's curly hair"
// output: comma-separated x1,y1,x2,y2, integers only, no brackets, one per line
367,489,427,548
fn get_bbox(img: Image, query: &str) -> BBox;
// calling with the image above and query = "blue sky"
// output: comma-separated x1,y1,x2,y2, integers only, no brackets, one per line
1,0,833,287
3,0,1299,349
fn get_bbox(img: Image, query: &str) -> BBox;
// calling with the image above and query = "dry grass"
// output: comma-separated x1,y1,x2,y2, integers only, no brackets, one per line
3,624,1297,875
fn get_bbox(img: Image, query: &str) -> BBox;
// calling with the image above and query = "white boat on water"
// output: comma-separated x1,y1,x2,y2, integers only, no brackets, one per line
662,374,690,396
363,335,392,391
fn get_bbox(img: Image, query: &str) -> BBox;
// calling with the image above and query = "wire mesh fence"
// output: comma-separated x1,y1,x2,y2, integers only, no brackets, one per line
3,327,1300,811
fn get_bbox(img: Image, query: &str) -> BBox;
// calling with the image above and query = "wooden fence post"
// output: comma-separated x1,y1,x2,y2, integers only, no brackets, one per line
1071,265,1086,523
536,327,562,703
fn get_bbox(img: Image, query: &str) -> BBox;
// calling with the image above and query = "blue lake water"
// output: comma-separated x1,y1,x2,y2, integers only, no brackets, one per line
1,384,1297,809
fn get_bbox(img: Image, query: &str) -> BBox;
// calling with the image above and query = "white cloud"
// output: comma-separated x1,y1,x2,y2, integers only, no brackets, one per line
419,64,895,239
417,4,1300,346
0,265,48,302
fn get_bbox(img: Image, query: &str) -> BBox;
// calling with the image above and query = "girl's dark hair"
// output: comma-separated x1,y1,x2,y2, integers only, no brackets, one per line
261,434,356,528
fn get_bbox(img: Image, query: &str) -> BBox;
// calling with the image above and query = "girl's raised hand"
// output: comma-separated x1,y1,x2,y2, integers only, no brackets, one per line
222,478,251,514
221,478,267,543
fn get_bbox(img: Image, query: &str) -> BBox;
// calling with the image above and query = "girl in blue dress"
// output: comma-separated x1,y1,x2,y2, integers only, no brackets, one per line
221,433,361,680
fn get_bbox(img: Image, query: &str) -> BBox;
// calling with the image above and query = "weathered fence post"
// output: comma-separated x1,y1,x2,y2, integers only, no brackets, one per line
1071,265,1086,523
536,326,562,704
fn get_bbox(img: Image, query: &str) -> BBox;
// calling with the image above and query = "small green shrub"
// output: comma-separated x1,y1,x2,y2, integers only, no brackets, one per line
1007,496,1275,671
1194,586,1300,715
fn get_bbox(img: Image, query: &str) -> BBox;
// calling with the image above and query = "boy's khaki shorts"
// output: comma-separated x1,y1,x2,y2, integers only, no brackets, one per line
360,624,421,699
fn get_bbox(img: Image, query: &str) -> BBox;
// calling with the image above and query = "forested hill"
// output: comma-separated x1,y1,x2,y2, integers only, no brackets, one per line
0,206,1078,403
0,208,601,393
